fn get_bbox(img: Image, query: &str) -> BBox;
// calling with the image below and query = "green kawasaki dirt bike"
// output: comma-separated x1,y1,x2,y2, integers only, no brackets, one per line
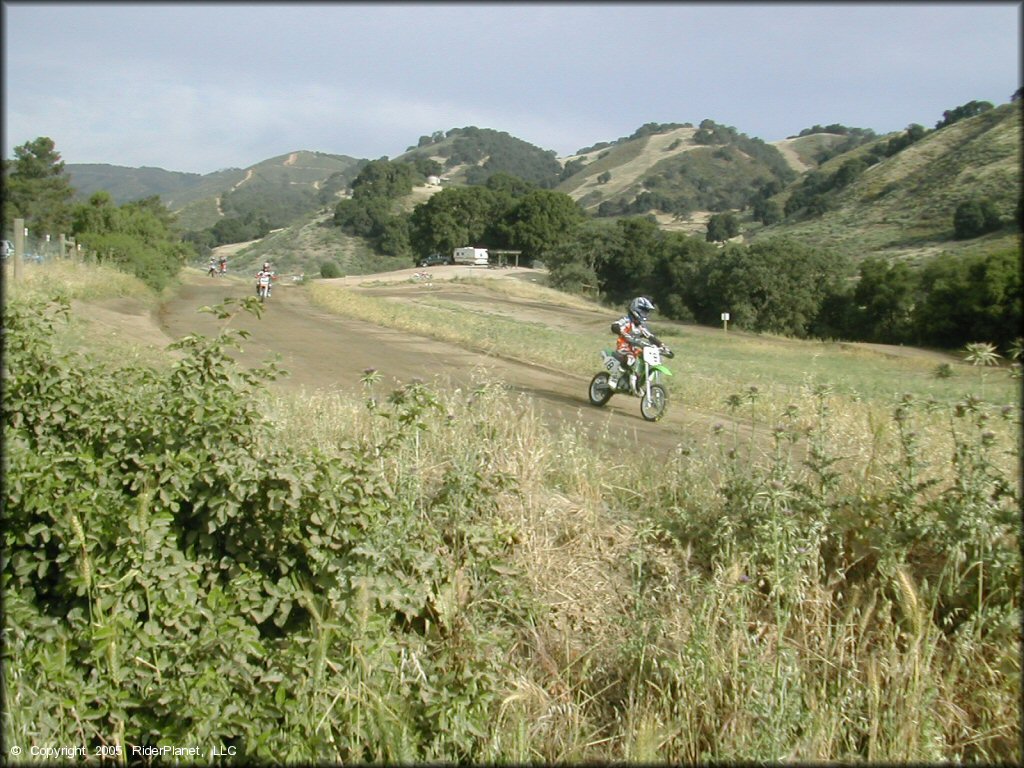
588,338,674,421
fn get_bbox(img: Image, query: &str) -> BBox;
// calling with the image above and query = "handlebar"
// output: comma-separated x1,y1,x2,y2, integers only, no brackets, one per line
633,336,671,348
632,337,674,358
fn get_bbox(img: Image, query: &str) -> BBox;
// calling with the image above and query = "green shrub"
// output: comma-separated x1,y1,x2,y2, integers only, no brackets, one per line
953,198,1002,239
3,294,525,761
320,260,342,278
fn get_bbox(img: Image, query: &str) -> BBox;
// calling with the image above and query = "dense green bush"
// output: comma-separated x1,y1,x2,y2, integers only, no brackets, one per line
209,211,272,246
953,198,1003,239
319,260,342,278
3,295,525,761
71,193,192,291
914,247,1021,349
706,212,740,242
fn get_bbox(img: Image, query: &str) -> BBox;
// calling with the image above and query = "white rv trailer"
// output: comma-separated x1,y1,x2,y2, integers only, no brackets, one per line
453,246,489,266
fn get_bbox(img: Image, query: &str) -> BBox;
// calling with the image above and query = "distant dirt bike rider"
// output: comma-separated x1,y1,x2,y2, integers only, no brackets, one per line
611,296,662,395
255,262,276,297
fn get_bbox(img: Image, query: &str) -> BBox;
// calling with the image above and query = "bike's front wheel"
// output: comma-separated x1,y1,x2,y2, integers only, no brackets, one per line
588,372,613,406
640,384,668,421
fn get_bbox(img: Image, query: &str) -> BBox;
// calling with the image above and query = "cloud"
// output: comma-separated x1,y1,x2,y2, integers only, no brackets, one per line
4,2,1019,173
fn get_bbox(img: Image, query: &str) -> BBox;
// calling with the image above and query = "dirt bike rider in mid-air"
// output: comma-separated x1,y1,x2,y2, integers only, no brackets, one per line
611,296,662,395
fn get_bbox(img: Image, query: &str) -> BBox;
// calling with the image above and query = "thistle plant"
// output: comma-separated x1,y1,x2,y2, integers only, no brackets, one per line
1007,337,1023,380
963,342,1002,399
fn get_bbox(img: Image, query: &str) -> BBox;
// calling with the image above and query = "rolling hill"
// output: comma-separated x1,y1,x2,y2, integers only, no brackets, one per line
61,101,1021,269
747,102,1021,263
64,163,245,209
395,126,563,187
555,120,799,217
67,150,365,232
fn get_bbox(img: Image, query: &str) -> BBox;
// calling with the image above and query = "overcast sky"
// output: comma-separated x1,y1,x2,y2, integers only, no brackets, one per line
3,2,1020,174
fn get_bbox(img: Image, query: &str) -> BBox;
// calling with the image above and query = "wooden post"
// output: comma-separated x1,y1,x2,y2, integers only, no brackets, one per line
13,218,25,282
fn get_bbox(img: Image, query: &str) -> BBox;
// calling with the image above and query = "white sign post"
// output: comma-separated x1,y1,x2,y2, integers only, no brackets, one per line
721,312,730,332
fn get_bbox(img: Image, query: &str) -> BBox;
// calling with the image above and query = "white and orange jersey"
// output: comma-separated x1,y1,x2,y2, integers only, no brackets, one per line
613,315,654,357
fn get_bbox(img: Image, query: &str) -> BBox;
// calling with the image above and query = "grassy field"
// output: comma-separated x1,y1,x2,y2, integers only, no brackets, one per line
313,275,1017,400
309,275,1018,465
5,262,1020,763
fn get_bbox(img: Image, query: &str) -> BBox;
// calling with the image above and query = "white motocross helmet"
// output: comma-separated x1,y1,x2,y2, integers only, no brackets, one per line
628,296,655,325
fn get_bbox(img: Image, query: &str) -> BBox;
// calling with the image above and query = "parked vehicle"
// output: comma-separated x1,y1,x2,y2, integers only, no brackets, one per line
587,337,675,421
418,252,451,267
453,247,489,266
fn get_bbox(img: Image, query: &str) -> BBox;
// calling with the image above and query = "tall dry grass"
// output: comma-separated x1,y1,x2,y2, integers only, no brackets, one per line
268,361,1019,762
4,258,157,302
300,276,1018,761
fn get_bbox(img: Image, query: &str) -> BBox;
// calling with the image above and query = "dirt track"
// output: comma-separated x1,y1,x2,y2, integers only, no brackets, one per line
154,268,722,455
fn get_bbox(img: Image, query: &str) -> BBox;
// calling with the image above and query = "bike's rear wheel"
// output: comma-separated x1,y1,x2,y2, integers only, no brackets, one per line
588,372,613,406
640,384,668,421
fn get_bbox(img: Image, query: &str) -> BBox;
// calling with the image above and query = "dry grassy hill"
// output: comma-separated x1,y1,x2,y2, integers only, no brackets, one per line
560,126,700,204
750,102,1021,263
